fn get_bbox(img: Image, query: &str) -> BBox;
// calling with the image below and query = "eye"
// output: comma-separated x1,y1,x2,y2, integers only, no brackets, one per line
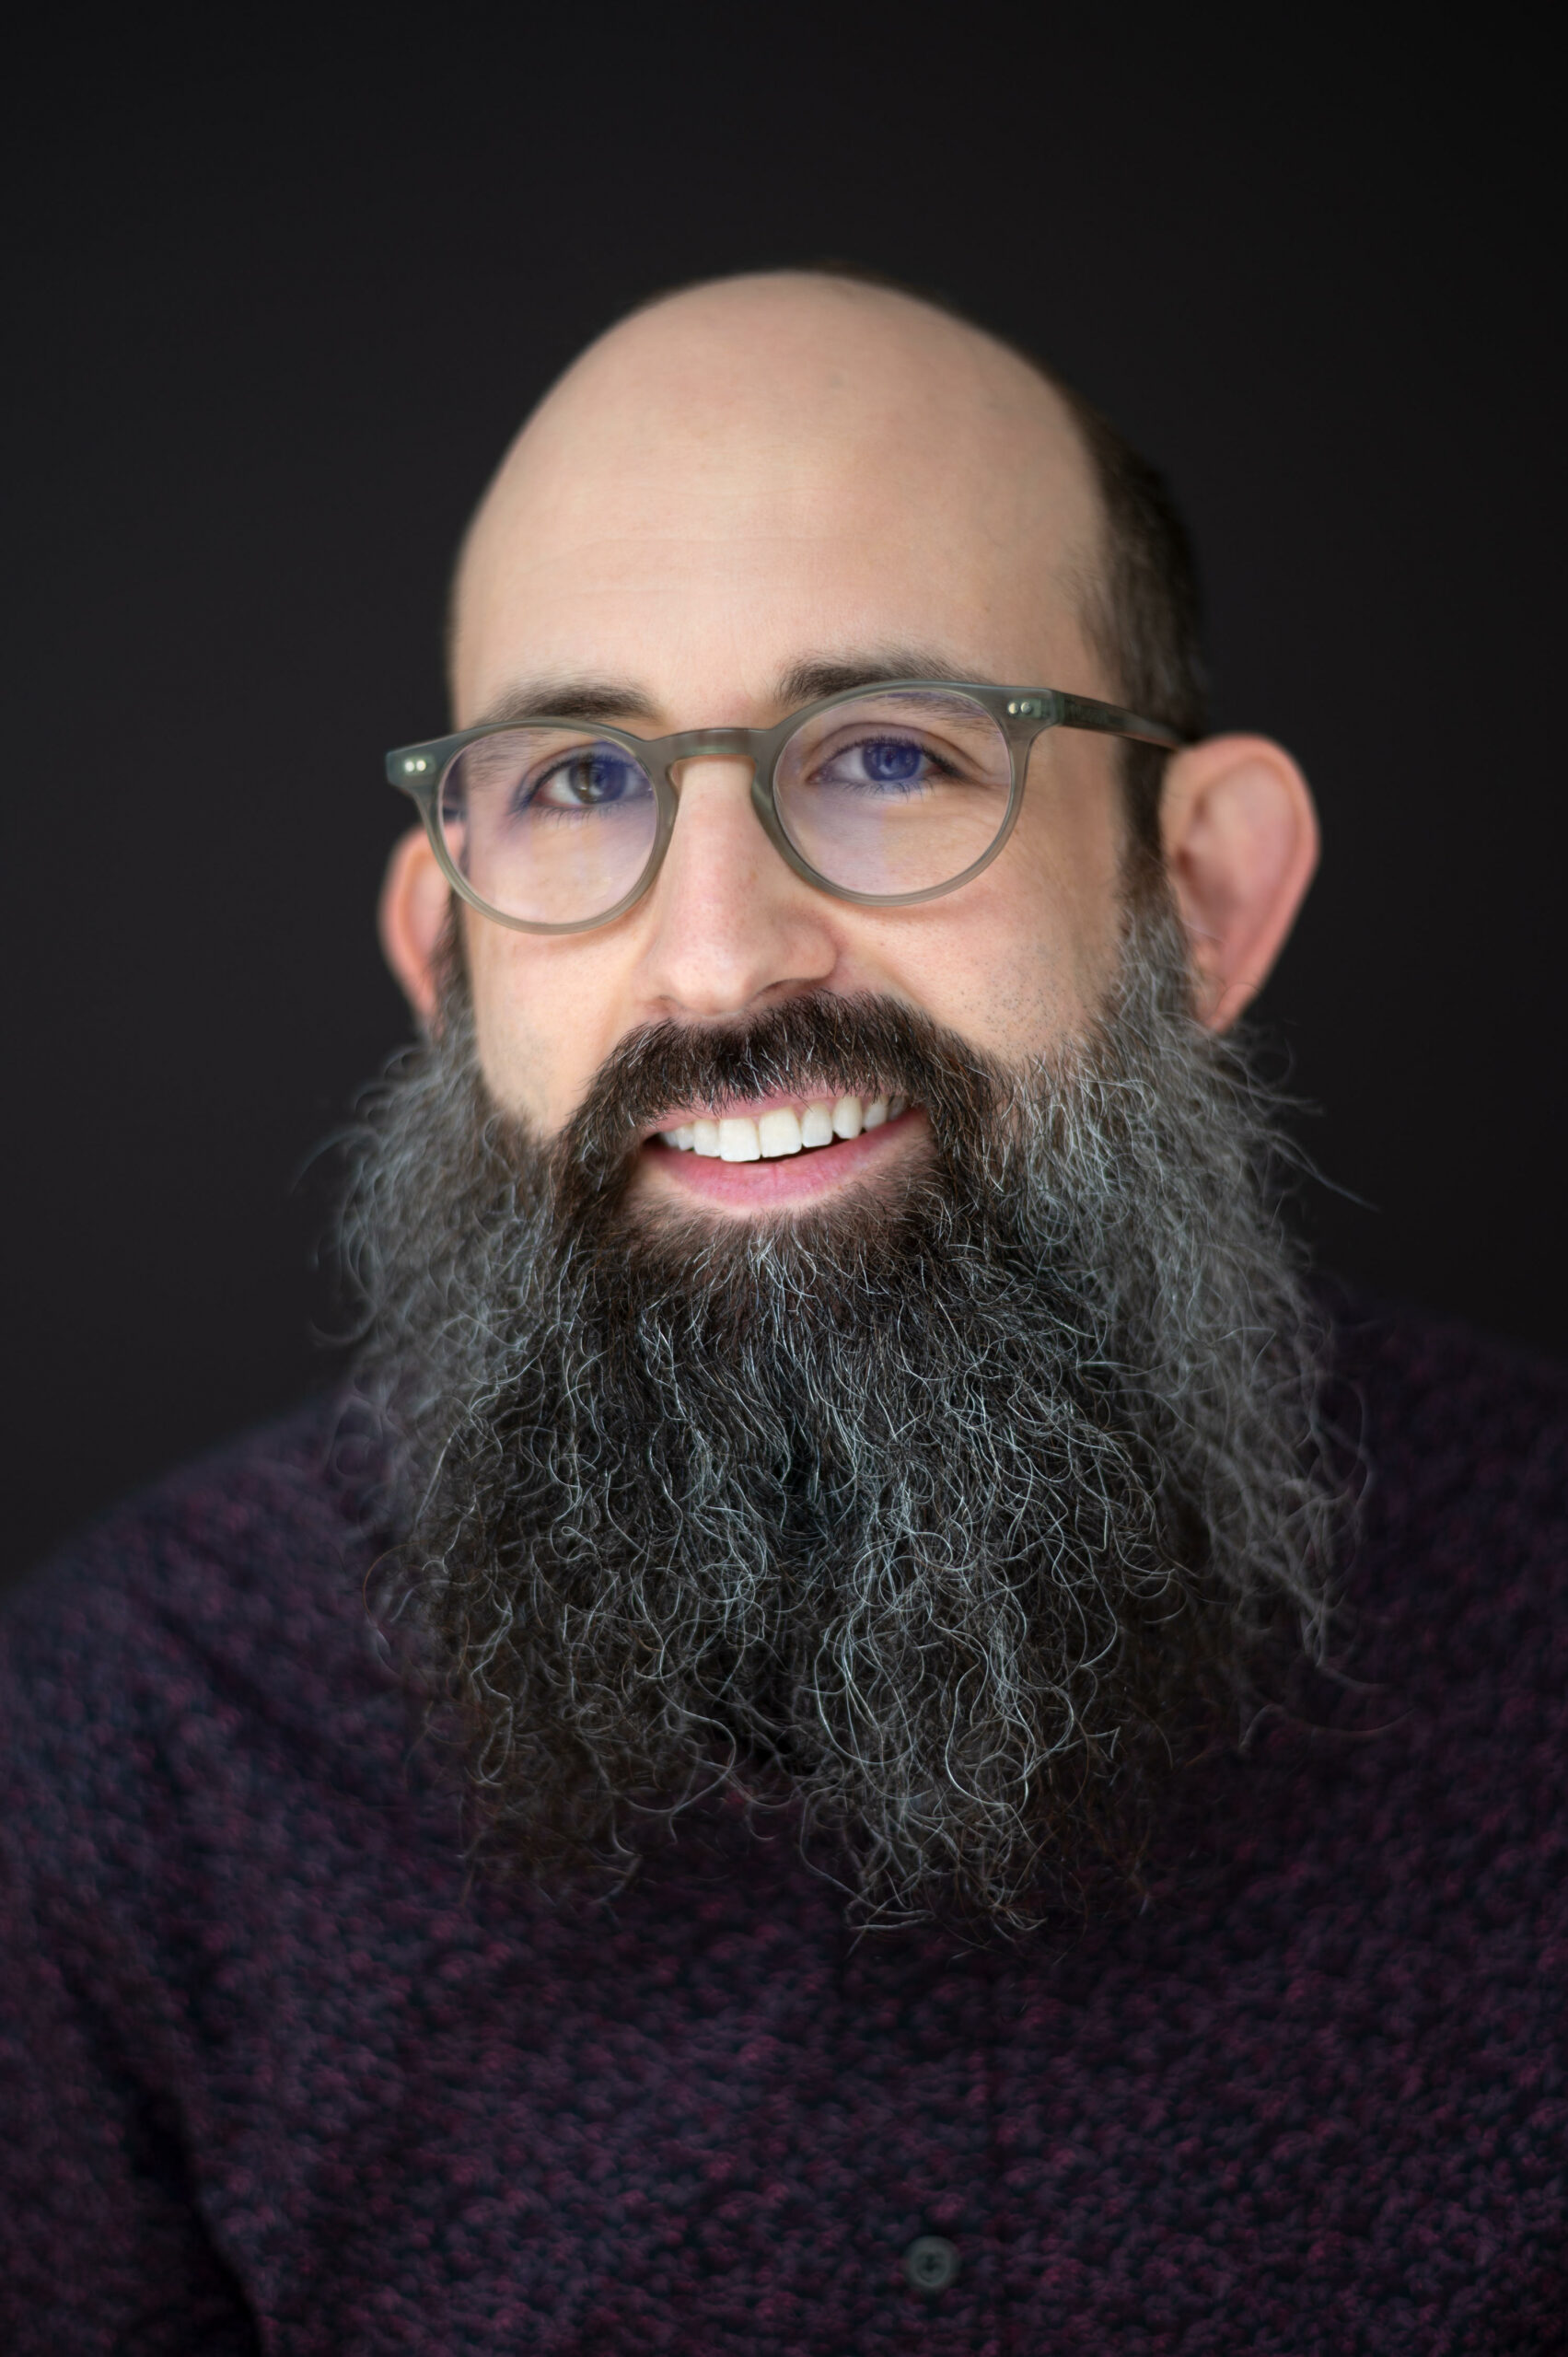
818,733,946,795
526,745,653,813
857,737,923,785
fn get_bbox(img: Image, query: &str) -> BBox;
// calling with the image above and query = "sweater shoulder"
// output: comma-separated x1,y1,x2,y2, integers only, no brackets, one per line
1334,1290,1568,1534
0,1400,401,1810
1337,1285,1568,1450
1324,1290,1568,1692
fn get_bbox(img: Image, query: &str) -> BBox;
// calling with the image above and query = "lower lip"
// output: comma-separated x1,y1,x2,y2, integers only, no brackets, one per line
637,1109,927,1209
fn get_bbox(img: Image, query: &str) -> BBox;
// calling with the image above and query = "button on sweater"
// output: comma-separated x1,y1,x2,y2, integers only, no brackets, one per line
1,1301,1563,2352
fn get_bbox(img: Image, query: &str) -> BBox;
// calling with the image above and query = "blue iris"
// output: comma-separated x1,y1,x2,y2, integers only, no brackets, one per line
859,737,923,785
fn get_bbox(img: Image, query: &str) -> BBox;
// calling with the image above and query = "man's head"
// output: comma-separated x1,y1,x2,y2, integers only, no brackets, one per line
354,271,1336,1926
380,270,1318,1175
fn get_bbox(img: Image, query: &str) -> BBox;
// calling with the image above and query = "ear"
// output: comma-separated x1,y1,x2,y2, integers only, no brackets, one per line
378,826,452,1029
1158,734,1319,1030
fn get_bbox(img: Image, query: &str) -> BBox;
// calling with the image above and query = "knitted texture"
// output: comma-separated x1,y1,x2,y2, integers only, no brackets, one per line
1,1302,1563,2352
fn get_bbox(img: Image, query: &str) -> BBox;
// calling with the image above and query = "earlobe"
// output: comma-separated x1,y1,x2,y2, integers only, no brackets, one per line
1158,735,1319,1031
378,827,452,1029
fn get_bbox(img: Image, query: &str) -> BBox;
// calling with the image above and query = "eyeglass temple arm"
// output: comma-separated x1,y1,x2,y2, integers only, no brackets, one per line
1051,691,1185,751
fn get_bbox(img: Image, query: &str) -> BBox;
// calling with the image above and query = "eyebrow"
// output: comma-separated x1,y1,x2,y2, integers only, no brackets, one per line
471,649,995,735
774,649,991,705
474,678,664,729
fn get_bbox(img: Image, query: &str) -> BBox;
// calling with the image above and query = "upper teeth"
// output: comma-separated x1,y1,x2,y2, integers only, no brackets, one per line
660,1092,910,1160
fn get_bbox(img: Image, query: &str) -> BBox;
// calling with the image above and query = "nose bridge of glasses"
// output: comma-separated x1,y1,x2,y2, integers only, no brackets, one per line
661,726,763,784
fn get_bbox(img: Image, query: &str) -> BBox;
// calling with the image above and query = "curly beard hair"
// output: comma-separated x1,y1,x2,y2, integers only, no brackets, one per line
342,895,1342,1929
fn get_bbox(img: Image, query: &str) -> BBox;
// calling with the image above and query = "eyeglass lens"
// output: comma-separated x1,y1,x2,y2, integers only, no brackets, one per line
440,726,660,927
772,688,1012,898
436,689,1014,926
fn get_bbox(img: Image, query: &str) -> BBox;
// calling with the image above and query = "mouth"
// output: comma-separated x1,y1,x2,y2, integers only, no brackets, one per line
635,1087,924,1211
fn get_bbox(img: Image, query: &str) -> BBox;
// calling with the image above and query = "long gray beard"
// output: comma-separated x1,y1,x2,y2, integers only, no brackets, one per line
341,898,1342,1927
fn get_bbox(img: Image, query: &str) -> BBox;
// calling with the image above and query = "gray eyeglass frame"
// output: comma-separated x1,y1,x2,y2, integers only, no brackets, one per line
386,679,1185,937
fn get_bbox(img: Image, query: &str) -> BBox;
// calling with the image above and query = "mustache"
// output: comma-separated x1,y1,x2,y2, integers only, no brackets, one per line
554,990,1007,1204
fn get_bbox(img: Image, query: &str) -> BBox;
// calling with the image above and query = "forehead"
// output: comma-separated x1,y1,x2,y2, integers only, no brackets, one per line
451,281,1105,724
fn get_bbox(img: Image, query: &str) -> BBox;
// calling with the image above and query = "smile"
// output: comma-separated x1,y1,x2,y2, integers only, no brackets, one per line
656,1089,911,1161
638,1090,924,1210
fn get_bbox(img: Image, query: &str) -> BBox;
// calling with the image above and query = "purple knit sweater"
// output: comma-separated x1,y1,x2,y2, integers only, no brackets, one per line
2,1302,1563,2352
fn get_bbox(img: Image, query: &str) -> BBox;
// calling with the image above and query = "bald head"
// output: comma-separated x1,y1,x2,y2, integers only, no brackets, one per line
451,271,1111,726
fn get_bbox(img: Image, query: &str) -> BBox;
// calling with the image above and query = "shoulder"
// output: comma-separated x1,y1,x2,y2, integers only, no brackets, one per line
1321,1286,1568,1723
1336,1285,1568,1484
0,1401,405,1834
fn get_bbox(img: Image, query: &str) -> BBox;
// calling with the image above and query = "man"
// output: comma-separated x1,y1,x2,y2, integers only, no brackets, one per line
3,271,1562,2351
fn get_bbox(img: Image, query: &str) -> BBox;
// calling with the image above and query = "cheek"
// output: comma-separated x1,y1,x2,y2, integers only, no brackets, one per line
1005,760,1125,987
866,752,1125,1062
463,913,625,1131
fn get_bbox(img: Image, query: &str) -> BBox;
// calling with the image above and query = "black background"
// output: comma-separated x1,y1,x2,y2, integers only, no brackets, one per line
5,12,1563,1583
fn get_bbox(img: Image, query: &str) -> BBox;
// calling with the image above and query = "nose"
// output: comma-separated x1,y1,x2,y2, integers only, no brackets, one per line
628,753,839,1021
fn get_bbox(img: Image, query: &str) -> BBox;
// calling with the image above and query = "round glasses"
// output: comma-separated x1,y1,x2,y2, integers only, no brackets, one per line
387,679,1182,936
